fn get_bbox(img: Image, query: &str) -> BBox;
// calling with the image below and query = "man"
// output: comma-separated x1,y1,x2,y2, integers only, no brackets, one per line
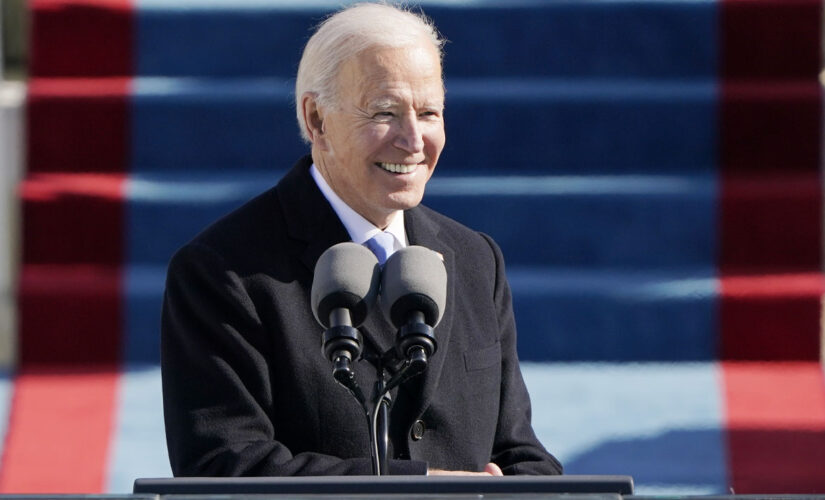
162,2,562,477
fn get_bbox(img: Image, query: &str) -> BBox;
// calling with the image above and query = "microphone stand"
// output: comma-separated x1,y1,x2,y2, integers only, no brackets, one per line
325,316,437,476
369,318,436,475
325,348,394,476
372,374,391,475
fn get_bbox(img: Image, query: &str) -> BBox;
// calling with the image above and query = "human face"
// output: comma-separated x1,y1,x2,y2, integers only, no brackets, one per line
310,40,446,228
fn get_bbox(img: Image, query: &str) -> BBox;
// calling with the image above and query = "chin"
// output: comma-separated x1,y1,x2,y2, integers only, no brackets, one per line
386,191,425,211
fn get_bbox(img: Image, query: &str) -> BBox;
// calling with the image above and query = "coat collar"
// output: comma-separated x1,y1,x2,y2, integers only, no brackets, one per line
276,155,351,271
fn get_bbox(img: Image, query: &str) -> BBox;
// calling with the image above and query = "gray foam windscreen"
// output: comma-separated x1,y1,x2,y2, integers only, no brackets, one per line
380,246,447,328
311,242,381,328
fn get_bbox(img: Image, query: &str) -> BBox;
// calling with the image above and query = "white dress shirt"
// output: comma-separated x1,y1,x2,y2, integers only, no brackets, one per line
310,164,407,256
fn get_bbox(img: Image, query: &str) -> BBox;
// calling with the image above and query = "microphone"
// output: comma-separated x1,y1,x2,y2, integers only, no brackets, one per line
379,246,447,373
311,242,381,389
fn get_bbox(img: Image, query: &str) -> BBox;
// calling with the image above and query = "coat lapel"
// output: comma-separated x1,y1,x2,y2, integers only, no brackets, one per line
403,206,456,420
277,156,395,357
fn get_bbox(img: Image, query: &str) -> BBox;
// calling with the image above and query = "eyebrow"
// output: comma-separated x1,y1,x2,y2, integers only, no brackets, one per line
369,97,444,112
370,98,399,111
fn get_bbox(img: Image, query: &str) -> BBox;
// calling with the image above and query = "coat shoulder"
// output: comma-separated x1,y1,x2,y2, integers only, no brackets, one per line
414,204,502,266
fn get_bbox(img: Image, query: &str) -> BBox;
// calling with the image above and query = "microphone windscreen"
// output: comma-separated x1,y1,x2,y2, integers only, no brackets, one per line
311,242,381,328
380,246,447,328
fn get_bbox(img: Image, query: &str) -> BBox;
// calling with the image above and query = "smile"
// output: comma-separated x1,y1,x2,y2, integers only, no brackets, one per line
376,162,419,174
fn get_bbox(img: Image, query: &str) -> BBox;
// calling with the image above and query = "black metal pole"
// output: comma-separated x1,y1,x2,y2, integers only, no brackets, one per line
377,391,391,475
371,375,392,475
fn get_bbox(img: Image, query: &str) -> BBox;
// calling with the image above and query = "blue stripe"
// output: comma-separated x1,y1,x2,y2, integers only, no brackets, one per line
119,263,719,363
122,265,167,364
123,171,718,268
124,171,281,266
522,362,728,493
510,268,719,361
439,78,717,175
424,173,718,268
135,1,717,79
129,77,717,174
129,78,302,173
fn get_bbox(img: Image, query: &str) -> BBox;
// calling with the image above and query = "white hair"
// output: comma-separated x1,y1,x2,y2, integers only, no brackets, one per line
295,2,445,143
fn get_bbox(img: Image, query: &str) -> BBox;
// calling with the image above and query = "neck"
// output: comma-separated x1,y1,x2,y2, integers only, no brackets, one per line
312,151,398,230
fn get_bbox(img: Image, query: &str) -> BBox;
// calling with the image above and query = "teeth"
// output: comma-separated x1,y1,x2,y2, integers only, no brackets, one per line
378,162,417,174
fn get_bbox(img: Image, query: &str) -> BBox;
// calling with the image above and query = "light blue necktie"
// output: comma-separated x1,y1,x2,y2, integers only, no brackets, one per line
364,232,395,266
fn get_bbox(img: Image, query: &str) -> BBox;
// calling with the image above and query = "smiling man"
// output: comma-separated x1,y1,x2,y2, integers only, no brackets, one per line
161,2,562,477
302,38,445,230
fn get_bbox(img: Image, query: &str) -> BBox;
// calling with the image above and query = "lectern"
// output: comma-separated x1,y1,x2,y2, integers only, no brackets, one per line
134,474,634,497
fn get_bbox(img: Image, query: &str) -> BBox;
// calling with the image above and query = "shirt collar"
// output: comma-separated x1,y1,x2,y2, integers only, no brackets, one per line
310,163,407,250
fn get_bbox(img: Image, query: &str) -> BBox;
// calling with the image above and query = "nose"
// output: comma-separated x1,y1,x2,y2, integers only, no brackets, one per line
393,114,425,154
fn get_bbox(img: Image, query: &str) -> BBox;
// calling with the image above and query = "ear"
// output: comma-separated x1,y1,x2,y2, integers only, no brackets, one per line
301,92,328,148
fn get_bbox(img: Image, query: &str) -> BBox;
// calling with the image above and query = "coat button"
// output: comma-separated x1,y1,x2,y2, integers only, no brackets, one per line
411,419,426,441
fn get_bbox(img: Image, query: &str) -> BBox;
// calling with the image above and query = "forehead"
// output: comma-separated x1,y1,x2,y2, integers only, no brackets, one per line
337,42,444,105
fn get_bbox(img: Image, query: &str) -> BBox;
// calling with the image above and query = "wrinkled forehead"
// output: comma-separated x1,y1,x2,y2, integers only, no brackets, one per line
338,42,445,104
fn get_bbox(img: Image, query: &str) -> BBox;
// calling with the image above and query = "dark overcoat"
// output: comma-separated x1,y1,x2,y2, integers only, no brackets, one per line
161,155,562,476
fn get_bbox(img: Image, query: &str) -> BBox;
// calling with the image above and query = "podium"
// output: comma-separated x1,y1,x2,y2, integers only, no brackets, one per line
134,474,634,497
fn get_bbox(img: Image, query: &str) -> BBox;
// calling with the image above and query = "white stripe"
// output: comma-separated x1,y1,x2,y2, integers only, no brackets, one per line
132,77,292,97
125,172,714,201
136,0,713,10
0,372,13,472
126,172,279,202
106,365,171,493
522,362,725,475
426,174,715,196
509,268,718,300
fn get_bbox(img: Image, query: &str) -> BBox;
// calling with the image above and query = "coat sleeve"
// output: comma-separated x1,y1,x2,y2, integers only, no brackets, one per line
161,242,428,476
479,234,564,476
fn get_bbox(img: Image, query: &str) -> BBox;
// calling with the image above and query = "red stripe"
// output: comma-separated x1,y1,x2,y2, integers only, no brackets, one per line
27,78,131,174
18,265,122,366
719,272,823,361
718,1,823,362
20,173,126,266
6,0,131,491
0,367,119,493
720,82,821,173
30,0,134,77
720,0,822,81
719,172,822,272
723,362,825,493
718,170,822,361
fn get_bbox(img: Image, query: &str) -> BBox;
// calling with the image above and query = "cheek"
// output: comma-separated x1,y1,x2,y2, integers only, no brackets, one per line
424,129,446,159
361,126,393,152
423,121,445,144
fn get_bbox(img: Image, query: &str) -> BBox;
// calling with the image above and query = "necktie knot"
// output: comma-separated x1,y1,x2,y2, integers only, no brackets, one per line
364,232,395,265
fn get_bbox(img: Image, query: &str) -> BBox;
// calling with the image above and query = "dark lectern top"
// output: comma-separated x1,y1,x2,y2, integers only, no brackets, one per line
133,474,634,497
